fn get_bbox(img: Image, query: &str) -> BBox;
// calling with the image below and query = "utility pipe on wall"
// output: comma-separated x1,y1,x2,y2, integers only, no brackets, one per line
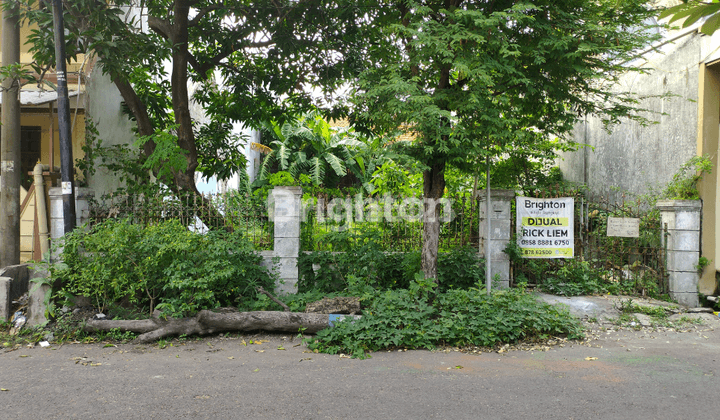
33,163,50,259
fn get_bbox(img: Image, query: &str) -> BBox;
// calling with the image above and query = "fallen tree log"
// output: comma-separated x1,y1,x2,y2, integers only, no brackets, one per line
84,310,330,344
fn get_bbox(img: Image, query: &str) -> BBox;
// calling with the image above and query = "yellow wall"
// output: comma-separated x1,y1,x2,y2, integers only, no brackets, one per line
19,112,86,173
697,62,720,295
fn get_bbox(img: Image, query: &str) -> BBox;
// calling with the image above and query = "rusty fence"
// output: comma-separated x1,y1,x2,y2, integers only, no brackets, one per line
511,190,669,295
576,194,669,296
87,191,273,250
300,194,481,252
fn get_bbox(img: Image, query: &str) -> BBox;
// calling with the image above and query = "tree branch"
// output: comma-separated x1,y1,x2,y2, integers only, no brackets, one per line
190,39,276,78
148,15,173,40
256,286,290,312
188,5,225,27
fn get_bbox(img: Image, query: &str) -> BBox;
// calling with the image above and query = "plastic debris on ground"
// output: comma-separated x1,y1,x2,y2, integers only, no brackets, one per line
9,311,26,335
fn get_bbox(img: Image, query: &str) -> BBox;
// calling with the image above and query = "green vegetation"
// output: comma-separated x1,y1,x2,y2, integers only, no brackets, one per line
697,256,711,274
662,155,712,200
660,1,720,36
351,0,661,280
305,282,584,359
299,231,483,293
50,218,275,318
614,298,670,320
609,298,706,329
1,1,683,356
257,113,380,192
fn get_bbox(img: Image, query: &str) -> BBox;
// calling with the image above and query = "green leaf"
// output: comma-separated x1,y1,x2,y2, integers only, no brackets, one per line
701,11,720,35
682,4,720,28
660,3,696,21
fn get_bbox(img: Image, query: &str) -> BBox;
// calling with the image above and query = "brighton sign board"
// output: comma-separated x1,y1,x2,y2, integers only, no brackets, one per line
516,197,574,258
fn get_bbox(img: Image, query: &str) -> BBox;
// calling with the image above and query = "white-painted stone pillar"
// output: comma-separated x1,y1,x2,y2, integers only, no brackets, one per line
48,187,94,260
48,187,95,239
268,186,302,294
478,189,515,289
0,276,11,322
656,200,702,307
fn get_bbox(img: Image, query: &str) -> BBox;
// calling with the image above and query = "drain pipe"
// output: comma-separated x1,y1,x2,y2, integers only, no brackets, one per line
33,163,50,259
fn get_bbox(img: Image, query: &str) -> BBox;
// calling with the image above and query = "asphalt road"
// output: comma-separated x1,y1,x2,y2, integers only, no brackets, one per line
2,323,720,420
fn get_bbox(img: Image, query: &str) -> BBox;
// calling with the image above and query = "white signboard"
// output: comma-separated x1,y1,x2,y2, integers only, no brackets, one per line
606,217,640,238
516,197,574,258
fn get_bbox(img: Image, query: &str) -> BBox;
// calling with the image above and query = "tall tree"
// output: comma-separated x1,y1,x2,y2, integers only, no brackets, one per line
17,0,361,219
350,0,662,280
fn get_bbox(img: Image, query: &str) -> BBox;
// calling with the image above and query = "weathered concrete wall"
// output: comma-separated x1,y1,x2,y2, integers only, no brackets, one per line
84,67,137,198
559,32,702,202
0,264,29,321
0,264,29,302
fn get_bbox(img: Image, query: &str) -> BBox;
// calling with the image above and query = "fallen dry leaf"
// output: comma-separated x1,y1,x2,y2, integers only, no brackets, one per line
585,357,598,361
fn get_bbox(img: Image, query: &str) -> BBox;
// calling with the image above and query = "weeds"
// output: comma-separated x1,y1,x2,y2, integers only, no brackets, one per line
305,283,584,359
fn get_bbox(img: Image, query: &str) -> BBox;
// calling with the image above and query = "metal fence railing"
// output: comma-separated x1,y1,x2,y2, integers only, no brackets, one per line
511,190,669,295
88,191,273,250
577,194,669,295
300,194,481,252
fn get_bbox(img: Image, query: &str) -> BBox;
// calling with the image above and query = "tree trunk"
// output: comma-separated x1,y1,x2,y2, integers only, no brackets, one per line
84,310,331,344
422,161,446,280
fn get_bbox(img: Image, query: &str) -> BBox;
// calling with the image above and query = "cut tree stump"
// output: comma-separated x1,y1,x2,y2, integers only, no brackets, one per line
84,310,330,344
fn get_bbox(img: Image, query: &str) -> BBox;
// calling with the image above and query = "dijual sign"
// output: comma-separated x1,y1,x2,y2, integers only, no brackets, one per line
516,197,574,258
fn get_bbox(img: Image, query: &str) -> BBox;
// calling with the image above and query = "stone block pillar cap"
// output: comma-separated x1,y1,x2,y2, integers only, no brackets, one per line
271,186,303,195
656,199,702,212
475,189,516,200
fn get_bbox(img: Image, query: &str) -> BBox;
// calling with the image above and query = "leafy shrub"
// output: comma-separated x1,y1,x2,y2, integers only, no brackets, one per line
437,247,485,290
299,231,484,293
306,282,584,358
662,154,712,200
53,218,275,317
538,260,608,296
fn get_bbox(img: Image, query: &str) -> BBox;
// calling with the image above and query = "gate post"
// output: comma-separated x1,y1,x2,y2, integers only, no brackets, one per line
656,199,702,307
48,187,94,259
268,186,302,294
477,189,515,289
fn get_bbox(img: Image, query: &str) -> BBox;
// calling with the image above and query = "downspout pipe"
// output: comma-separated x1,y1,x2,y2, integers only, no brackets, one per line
33,163,50,259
